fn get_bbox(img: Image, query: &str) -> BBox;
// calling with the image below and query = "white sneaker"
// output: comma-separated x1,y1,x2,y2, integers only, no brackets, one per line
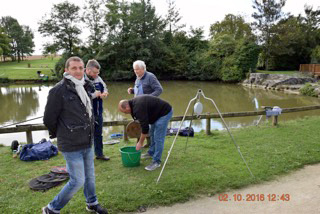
145,162,161,171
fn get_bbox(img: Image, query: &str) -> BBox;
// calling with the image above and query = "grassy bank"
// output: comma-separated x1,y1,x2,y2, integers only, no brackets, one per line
0,57,59,80
257,70,298,75
1,116,320,213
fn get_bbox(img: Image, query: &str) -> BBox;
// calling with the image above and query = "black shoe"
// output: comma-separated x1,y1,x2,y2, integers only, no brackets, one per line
42,206,57,214
96,156,110,161
86,204,108,214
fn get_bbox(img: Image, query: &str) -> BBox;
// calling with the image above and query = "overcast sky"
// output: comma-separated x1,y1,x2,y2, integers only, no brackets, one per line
1,0,319,55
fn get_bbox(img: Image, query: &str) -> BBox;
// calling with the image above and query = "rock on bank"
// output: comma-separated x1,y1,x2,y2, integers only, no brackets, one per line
242,73,317,95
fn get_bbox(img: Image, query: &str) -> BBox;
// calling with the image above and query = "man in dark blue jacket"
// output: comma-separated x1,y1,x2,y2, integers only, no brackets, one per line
85,59,110,161
118,95,173,171
127,60,162,97
127,60,163,148
43,56,108,214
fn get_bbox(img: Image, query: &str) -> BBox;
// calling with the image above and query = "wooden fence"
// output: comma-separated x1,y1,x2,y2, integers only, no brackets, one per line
299,64,320,75
1,105,320,144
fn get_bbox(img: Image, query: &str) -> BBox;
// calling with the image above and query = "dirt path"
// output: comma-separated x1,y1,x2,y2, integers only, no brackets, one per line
140,164,320,214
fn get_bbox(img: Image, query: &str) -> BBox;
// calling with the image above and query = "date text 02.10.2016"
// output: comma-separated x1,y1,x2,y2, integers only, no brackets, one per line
218,193,290,202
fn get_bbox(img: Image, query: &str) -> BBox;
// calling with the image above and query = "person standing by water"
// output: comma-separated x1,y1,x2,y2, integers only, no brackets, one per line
127,60,163,97
85,59,110,161
127,60,163,148
43,56,108,214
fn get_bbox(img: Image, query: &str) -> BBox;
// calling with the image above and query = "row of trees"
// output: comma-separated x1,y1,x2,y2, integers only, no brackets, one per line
252,0,320,70
0,17,34,62
37,0,261,82
2,0,320,82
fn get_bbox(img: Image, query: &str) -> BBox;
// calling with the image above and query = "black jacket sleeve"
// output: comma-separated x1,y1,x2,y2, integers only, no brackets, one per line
43,86,63,139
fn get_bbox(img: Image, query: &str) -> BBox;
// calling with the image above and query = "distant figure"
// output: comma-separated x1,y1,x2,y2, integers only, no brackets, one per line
43,56,108,214
37,70,45,78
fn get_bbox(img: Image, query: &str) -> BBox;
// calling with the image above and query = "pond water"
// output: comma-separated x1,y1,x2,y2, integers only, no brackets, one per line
1,81,320,146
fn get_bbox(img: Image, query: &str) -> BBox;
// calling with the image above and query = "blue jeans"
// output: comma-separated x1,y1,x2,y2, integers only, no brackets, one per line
148,109,173,164
94,114,104,157
48,147,98,213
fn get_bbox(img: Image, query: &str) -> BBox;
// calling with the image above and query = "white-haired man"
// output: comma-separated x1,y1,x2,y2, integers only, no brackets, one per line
127,60,163,148
127,60,163,97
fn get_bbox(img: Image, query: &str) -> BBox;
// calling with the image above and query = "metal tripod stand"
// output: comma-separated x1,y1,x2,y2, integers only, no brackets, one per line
156,89,254,184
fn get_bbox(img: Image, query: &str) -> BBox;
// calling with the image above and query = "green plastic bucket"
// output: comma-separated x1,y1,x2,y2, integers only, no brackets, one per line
119,146,141,167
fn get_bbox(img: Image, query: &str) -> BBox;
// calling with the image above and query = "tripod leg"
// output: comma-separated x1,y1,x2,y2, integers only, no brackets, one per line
184,99,196,152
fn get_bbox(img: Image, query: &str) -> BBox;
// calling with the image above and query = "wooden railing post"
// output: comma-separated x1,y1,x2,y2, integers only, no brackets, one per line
206,118,211,135
272,116,278,126
26,130,33,144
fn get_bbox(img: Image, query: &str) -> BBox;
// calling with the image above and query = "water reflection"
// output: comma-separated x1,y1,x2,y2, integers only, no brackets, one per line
0,87,39,124
1,81,320,145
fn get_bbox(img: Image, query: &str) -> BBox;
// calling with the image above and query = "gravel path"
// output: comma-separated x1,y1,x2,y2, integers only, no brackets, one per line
139,164,320,214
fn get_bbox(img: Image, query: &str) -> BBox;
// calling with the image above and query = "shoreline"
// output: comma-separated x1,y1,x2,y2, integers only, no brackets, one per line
242,83,301,95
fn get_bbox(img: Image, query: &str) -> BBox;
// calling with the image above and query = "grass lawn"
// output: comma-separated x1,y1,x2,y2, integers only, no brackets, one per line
1,116,320,213
256,70,299,76
0,57,60,80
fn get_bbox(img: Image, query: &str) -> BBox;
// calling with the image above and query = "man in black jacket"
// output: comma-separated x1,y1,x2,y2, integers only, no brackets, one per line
118,95,173,171
42,56,108,214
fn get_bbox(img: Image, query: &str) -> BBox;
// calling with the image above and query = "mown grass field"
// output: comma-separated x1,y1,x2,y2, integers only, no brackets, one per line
0,57,60,80
1,116,320,213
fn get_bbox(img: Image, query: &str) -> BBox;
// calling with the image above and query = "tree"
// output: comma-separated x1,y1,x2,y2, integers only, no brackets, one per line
265,6,320,70
302,5,320,61
269,16,309,69
165,0,185,34
0,16,33,62
99,0,167,79
38,1,81,55
304,5,320,29
42,42,59,60
20,25,35,60
1,16,23,61
252,0,286,70
205,34,259,82
210,14,254,40
0,27,11,61
311,45,320,63
82,0,107,54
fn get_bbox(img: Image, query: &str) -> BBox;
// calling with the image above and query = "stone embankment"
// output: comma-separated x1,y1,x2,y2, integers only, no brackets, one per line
242,73,318,95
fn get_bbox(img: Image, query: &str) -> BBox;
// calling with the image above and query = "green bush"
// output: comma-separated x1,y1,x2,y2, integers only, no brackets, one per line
206,35,260,82
300,83,317,97
221,56,242,82
110,70,134,81
311,45,320,64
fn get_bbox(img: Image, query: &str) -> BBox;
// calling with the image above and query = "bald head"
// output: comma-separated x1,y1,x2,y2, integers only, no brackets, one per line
118,100,131,114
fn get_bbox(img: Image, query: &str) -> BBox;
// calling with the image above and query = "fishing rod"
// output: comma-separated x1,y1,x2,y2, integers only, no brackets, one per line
0,116,43,128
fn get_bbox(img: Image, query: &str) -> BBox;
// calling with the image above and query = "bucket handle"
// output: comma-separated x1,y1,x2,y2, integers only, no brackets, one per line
127,152,140,164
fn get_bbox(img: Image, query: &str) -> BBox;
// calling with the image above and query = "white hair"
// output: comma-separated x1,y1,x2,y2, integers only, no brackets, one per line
133,60,146,71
